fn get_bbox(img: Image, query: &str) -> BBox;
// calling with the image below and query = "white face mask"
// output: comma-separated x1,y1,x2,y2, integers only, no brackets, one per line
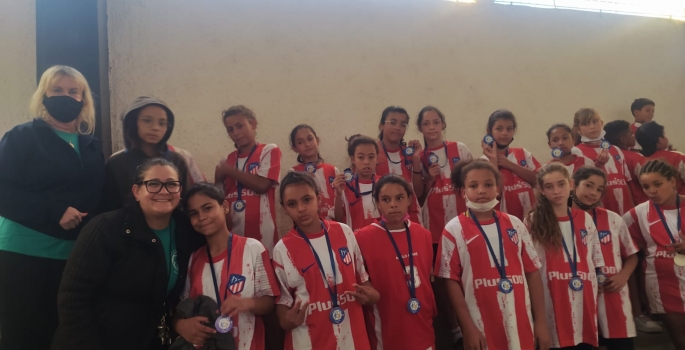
465,198,500,212
580,130,606,143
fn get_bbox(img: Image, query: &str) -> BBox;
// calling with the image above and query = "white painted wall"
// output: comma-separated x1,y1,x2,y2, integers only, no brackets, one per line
107,0,685,177
0,1,36,136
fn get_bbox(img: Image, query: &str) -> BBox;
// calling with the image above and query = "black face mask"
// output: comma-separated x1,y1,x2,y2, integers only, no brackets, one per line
43,95,83,123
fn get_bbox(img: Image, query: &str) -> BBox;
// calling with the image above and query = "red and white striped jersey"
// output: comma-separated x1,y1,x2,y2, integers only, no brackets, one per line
341,175,380,232
533,209,605,347
573,143,633,215
181,235,280,350
647,150,685,196
375,142,422,224
420,141,473,244
355,221,437,350
630,122,642,150
289,163,340,220
221,143,282,255
622,149,647,205
590,207,638,339
273,221,371,350
436,211,541,350
547,154,594,176
494,148,541,221
624,200,685,314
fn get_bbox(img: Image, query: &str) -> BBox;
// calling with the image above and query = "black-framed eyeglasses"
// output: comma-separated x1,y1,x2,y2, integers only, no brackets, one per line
138,180,182,194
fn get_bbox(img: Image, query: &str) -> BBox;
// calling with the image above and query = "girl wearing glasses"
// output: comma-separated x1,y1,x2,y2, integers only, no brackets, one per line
215,105,282,256
53,158,204,350
103,96,191,211
376,106,424,224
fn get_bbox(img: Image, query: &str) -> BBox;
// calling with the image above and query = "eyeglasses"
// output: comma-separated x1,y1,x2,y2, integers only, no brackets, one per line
138,180,182,194
384,120,408,128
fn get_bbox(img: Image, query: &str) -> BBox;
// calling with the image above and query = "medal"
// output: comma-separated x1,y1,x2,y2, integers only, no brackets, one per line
407,298,421,314
569,276,584,291
215,315,233,333
483,134,495,146
304,162,317,173
403,146,415,156
498,278,513,294
597,271,607,284
343,168,354,182
600,140,611,150
551,148,563,159
383,222,420,314
329,307,345,324
233,200,246,212
428,153,439,165
675,254,685,267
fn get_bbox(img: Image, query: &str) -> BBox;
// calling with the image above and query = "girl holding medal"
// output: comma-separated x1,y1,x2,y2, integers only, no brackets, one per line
436,159,550,350
571,167,639,349
215,105,282,255
624,159,685,348
288,124,340,220
571,108,634,215
176,183,280,349
546,123,594,174
416,106,473,246
333,135,380,231
527,163,605,349
355,174,437,350
376,106,424,223
273,172,379,350
481,109,541,221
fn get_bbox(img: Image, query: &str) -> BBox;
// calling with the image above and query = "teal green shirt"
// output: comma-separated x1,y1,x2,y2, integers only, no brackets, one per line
0,217,75,260
53,129,80,157
152,219,178,295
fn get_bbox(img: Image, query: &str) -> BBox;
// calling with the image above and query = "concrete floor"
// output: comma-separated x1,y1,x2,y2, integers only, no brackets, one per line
635,329,675,350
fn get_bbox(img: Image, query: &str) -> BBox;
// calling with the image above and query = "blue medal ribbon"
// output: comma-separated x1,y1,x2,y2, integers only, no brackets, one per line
562,209,583,291
653,195,682,244
206,233,235,332
469,210,512,294
381,221,420,313
233,144,259,211
296,221,345,324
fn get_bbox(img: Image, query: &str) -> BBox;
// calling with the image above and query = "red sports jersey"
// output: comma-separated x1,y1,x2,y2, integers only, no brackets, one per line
342,175,380,231
420,141,473,243
375,142,422,224
647,150,685,196
182,235,280,350
622,149,648,205
289,163,340,220
630,122,641,150
355,221,437,350
574,144,633,215
547,154,594,176
273,221,371,350
436,211,541,350
496,148,541,221
533,209,605,347
221,143,282,255
590,207,638,339
624,200,685,314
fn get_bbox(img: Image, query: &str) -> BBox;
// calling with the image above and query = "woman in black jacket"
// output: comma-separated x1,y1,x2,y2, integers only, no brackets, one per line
0,65,106,349
52,158,204,350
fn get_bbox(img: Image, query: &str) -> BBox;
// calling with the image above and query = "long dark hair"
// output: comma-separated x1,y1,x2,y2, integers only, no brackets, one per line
289,124,323,164
635,121,664,157
527,163,570,250
417,106,446,150
279,171,320,206
378,106,409,146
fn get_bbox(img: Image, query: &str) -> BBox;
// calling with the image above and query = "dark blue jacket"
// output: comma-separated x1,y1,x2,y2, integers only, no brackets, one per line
0,118,106,240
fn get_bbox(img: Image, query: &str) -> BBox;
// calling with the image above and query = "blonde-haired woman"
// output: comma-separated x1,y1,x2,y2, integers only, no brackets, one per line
0,65,106,349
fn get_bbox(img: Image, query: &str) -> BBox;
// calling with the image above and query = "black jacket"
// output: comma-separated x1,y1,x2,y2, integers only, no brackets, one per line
52,205,204,350
0,118,105,240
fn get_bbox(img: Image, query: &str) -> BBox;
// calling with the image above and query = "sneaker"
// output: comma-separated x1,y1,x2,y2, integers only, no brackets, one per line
635,314,663,333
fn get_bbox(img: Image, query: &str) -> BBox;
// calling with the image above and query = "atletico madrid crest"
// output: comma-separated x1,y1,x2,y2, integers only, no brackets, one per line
580,229,588,246
227,274,246,294
339,247,352,266
598,230,612,245
507,228,519,245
